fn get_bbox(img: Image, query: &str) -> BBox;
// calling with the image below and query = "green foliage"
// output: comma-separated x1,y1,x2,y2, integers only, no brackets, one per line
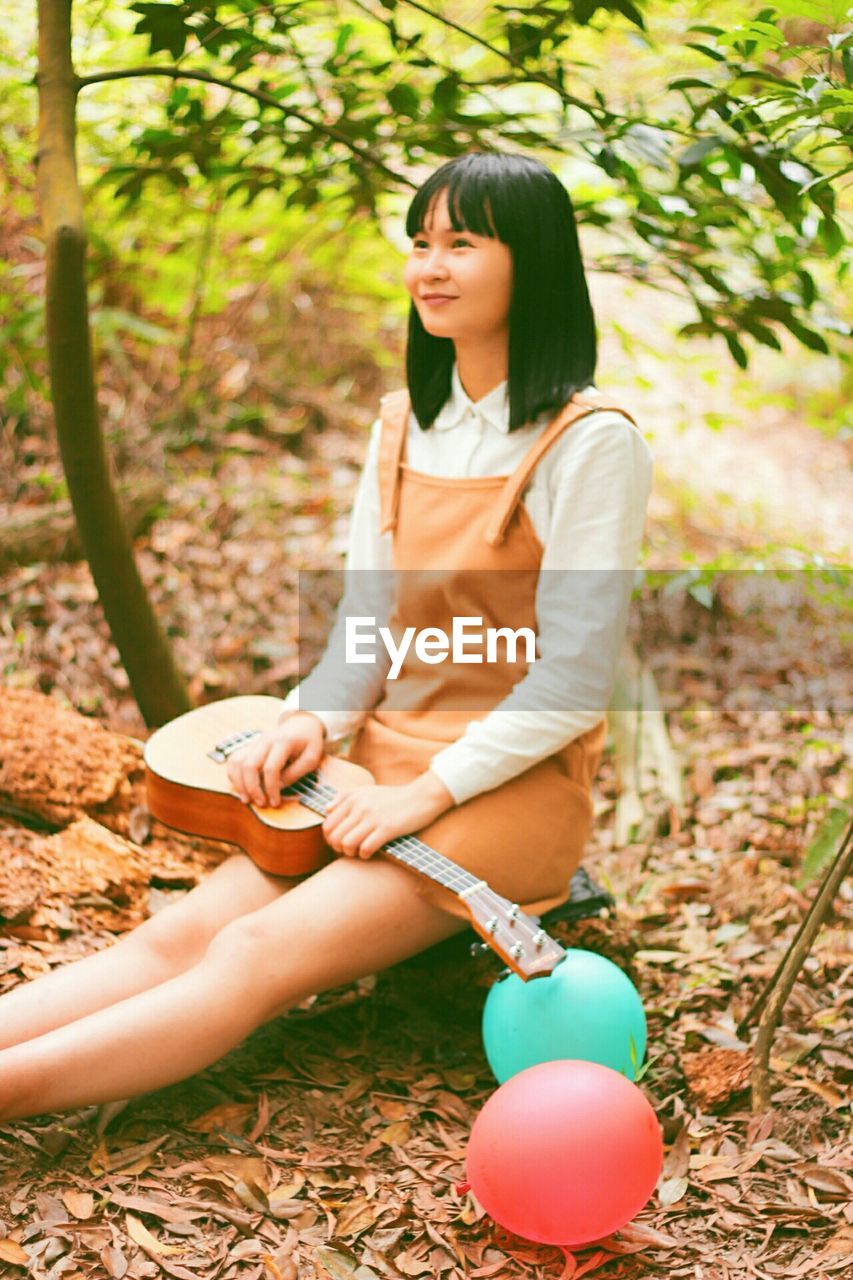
130,3,194,59
640,560,852,619
66,0,850,370
796,804,851,888
0,46,46,438
4,0,851,433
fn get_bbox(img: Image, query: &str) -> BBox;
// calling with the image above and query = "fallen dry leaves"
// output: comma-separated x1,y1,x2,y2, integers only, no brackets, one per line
1,389,850,1278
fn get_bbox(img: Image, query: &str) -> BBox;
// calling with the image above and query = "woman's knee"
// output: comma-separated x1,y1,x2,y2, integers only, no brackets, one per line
201,911,275,970
134,856,286,969
131,903,208,970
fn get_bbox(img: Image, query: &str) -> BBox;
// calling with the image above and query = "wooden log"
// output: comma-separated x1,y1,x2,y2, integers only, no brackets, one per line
0,474,164,574
0,686,146,832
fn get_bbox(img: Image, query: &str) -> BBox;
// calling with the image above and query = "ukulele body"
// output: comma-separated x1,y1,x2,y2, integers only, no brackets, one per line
143,695,374,876
144,697,566,978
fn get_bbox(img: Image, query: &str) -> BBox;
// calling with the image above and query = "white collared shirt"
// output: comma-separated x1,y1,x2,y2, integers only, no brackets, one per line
281,363,654,804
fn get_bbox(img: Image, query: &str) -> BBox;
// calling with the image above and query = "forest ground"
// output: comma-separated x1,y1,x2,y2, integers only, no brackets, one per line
0,268,850,1280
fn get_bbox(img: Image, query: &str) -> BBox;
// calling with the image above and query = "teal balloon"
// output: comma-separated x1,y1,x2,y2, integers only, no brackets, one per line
482,948,646,1084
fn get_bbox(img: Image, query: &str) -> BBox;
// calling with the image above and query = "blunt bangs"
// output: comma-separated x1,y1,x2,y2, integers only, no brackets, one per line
404,151,598,432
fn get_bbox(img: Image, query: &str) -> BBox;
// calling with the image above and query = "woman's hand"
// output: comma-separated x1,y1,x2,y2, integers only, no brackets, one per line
323,770,455,859
226,710,326,807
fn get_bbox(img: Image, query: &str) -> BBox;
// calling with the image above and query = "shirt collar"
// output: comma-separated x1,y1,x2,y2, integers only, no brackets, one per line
432,362,510,433
430,363,597,432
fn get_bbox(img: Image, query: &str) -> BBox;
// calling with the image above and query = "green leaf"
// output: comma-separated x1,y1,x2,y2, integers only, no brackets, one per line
723,330,748,367
771,0,850,24
335,22,355,57
433,73,461,115
506,21,544,61
603,0,646,29
740,316,782,350
130,3,192,59
686,42,728,63
717,21,785,53
796,806,850,889
797,270,817,307
669,77,718,91
91,308,175,345
843,47,853,84
819,215,845,256
622,123,671,170
387,83,420,120
678,137,723,167
780,316,830,352
688,582,714,609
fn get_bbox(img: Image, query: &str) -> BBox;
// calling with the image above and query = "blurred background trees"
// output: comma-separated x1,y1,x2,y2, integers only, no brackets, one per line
1,0,850,719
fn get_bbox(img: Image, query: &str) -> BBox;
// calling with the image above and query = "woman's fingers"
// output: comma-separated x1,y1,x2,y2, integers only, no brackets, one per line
226,751,253,803
354,826,387,858
228,739,286,807
329,817,377,859
226,734,324,810
322,791,388,858
279,741,323,789
262,738,305,806
322,795,364,843
225,715,327,809
241,747,271,807
321,798,353,842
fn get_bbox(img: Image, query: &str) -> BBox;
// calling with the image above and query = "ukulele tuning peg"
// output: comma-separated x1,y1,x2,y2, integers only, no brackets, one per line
533,929,546,948
509,943,524,960
486,916,499,934
507,903,520,922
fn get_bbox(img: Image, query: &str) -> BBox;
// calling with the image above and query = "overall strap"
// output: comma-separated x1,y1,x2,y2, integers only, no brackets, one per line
484,392,638,547
377,389,411,535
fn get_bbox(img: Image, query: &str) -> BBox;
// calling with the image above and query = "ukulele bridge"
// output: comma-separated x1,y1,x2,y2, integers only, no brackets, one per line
207,729,263,763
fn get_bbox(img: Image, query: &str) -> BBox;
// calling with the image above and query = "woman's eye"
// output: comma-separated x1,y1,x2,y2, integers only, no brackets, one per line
412,237,472,248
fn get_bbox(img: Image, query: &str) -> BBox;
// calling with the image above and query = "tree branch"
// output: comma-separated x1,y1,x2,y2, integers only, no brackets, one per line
396,0,608,120
749,816,852,1112
74,65,414,188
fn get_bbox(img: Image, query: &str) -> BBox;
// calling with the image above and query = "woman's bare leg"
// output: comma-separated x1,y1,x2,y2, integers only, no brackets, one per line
0,856,466,1121
0,855,289,1051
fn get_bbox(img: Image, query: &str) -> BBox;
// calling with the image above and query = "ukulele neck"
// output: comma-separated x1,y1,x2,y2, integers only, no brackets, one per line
283,770,567,980
284,772,481,898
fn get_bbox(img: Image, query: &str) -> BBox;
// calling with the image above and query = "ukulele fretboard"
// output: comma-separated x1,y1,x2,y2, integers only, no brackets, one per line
285,773,482,896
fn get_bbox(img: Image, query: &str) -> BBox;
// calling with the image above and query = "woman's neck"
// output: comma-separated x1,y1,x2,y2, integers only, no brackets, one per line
454,339,508,404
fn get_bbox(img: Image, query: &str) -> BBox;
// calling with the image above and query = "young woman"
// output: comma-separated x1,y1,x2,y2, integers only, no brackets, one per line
0,151,652,1122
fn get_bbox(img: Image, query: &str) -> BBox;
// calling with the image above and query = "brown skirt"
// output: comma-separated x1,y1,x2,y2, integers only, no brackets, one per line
345,713,605,921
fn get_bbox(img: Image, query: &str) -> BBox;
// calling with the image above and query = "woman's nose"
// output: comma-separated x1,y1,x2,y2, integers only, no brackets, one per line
421,246,450,275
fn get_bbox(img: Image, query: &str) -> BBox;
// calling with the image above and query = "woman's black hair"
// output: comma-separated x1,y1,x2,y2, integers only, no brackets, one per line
405,150,598,432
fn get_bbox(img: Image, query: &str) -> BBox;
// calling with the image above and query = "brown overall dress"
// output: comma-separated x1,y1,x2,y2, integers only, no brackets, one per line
344,386,637,921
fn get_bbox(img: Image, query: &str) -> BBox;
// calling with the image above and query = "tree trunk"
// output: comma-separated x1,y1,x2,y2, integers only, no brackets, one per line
35,0,191,726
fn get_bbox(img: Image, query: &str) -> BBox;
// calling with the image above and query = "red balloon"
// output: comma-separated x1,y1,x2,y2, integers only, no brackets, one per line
466,1059,662,1247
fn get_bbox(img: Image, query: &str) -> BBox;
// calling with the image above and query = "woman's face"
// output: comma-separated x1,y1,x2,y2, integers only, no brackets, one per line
404,188,513,342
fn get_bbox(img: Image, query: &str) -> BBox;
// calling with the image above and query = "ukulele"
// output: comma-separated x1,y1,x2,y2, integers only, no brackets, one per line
143,695,565,980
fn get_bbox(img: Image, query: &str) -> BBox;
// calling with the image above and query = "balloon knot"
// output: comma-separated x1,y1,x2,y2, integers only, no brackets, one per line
455,1180,471,1196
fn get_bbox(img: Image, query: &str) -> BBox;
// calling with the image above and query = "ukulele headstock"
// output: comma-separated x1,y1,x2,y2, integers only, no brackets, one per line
464,886,565,980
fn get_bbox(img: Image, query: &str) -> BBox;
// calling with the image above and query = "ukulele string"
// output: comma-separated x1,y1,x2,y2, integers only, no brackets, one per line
287,773,475,889
203,716,559,963
286,775,476,894
287,774,560,955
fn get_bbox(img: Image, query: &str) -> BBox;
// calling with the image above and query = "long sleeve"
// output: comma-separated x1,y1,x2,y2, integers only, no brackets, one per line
279,417,394,740
427,411,654,805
